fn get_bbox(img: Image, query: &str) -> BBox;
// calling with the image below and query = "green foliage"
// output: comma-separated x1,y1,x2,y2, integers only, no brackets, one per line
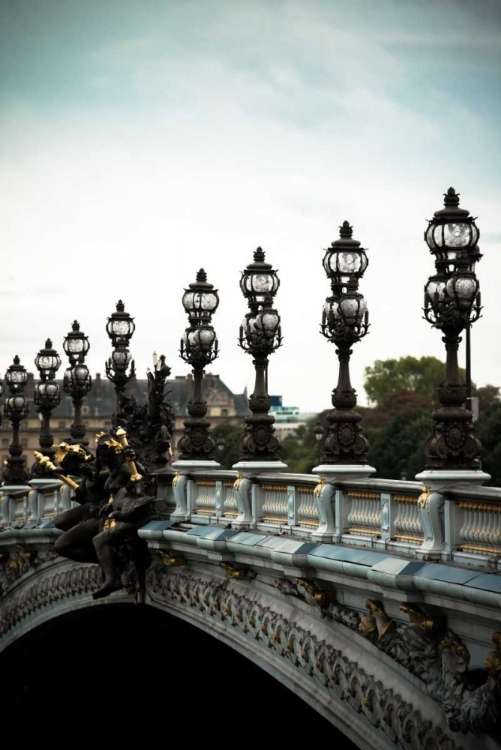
364,356,469,407
475,402,501,486
280,423,320,474
210,356,500,486
366,409,433,480
211,423,245,469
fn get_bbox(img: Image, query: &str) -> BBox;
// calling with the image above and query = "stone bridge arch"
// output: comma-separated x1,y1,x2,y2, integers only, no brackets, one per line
0,554,484,750
0,566,347,745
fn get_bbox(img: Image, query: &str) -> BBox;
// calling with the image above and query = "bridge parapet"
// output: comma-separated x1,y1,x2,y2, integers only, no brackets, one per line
0,467,501,747
2,471,501,571
165,469,501,571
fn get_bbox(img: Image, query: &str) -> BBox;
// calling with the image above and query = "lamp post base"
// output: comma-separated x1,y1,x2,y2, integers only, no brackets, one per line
415,468,491,491
171,460,221,471
170,459,221,522
312,463,376,481
232,460,287,473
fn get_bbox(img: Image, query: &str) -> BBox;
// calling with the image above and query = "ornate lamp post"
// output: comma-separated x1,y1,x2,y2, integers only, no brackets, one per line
317,222,374,476
63,321,92,445
420,188,486,478
236,248,284,464
238,291,283,461
2,356,30,485
34,339,61,459
236,247,283,464
176,269,219,461
105,300,136,413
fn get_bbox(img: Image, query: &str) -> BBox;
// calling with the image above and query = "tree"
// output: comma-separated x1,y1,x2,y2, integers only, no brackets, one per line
475,402,501,486
366,408,433,480
211,423,245,470
364,356,470,407
477,385,500,412
280,422,320,474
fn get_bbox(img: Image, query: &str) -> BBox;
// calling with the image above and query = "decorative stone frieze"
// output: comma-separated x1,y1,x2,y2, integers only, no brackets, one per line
147,566,463,750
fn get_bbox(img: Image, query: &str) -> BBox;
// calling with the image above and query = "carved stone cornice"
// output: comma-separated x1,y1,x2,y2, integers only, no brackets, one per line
0,565,103,638
146,567,462,750
0,545,59,597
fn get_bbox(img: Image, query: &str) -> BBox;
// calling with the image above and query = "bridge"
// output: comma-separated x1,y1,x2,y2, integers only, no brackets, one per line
0,466,499,749
0,194,498,748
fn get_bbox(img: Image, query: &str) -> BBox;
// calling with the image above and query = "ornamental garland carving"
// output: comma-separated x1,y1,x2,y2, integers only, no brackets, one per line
0,547,499,742
0,545,59,596
274,577,501,738
0,565,103,637
357,599,501,737
147,566,461,750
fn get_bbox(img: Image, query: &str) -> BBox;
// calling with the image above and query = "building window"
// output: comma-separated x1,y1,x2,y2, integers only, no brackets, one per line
82,405,90,416
221,409,228,417
1,439,7,449
59,421,66,430
21,439,28,449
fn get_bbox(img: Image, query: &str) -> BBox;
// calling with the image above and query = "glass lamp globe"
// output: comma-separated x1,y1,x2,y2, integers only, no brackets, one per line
323,221,368,286
240,247,279,305
425,188,480,266
106,300,135,346
182,269,219,317
63,321,90,362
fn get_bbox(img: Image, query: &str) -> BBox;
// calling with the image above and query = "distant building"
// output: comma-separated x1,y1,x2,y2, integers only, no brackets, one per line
1,372,249,468
269,395,316,439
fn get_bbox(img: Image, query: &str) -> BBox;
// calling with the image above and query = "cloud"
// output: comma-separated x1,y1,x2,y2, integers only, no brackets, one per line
0,0,500,414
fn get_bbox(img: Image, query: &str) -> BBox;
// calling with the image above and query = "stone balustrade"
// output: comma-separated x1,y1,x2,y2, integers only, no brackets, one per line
1,468,500,570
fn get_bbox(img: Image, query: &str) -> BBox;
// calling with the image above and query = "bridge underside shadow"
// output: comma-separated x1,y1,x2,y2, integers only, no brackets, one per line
1,603,355,745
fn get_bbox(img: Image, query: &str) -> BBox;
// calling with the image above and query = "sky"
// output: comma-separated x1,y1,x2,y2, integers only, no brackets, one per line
1,0,500,413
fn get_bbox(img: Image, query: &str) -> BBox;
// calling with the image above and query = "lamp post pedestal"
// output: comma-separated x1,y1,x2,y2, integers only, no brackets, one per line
312,463,376,480
415,468,490,490
230,461,288,531
170,459,221,523
311,463,376,543
414,468,491,561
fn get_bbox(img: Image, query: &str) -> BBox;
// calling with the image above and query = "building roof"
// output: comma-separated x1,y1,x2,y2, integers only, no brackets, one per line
16,372,250,419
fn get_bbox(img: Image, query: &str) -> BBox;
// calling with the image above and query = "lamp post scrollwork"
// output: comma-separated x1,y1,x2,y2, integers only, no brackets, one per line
177,269,219,461
2,356,30,485
421,188,485,473
319,222,371,466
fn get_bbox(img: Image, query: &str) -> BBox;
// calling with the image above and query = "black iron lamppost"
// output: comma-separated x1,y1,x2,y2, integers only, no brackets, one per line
422,188,483,472
319,221,371,466
63,321,91,445
34,339,61,459
105,300,136,413
177,269,219,461
2,356,30,485
238,248,282,462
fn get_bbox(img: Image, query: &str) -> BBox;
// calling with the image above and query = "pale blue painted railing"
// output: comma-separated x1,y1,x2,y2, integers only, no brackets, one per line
1,469,500,569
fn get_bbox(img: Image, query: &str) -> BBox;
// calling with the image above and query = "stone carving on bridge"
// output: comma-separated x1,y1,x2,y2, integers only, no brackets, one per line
0,544,58,596
147,568,460,750
275,577,501,736
0,564,104,638
50,430,153,600
220,562,255,581
358,599,501,736
114,354,175,480
274,577,361,628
